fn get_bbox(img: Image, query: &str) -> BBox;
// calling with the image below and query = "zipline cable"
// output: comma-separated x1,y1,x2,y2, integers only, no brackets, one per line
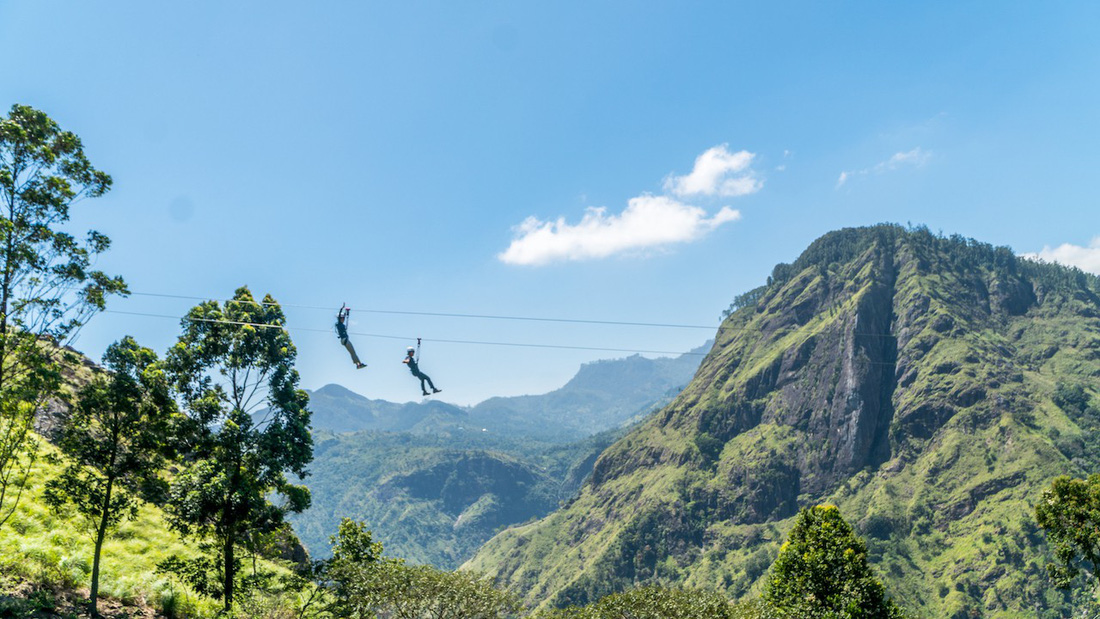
102,310,904,366
127,291,720,330
102,310,709,356
124,290,900,337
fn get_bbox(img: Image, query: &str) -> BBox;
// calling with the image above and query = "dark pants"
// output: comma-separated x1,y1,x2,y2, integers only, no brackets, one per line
341,337,362,366
413,371,436,393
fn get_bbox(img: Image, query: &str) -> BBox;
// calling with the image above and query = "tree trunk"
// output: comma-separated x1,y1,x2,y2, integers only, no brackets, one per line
90,475,113,618
223,525,235,612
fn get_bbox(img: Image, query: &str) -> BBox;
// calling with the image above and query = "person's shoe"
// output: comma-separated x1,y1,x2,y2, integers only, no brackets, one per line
356,363,367,369
422,391,431,396
432,388,442,394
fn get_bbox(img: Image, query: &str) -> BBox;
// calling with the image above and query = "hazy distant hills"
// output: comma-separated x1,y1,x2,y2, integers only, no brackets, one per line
466,225,1100,617
304,384,467,434
306,343,708,440
290,345,708,566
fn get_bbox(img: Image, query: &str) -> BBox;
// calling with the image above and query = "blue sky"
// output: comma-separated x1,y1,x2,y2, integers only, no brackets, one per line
2,2,1098,406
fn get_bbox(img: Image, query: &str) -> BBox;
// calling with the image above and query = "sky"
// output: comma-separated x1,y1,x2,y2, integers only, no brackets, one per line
1,2,1098,406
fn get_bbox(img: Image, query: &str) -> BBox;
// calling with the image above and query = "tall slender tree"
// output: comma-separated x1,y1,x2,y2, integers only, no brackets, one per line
44,337,176,617
0,104,126,528
164,287,312,611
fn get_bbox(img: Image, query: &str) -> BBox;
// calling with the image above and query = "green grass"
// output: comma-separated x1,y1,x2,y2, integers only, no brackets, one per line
0,435,233,617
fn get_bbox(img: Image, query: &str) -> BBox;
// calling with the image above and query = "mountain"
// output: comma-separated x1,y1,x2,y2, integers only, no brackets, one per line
305,344,708,440
469,345,708,440
465,225,1100,617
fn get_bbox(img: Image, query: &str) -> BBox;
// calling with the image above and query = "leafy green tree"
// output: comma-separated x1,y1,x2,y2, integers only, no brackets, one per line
1035,474,1100,593
0,103,126,529
324,517,519,619
534,585,760,619
763,505,903,618
163,287,312,612
43,336,176,616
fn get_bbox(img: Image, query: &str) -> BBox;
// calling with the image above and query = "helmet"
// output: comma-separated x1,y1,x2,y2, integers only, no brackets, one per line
407,346,416,353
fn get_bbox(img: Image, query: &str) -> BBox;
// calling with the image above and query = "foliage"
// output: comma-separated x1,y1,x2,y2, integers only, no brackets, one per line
163,286,312,611
0,103,126,531
322,518,519,619
723,286,767,319
1035,474,1100,592
762,505,902,618
533,585,767,619
43,336,176,615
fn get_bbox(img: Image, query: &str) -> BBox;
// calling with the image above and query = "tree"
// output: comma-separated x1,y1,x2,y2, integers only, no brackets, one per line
0,103,126,528
534,585,758,619
323,518,519,619
163,287,312,612
763,505,903,618
1035,474,1100,594
43,336,176,616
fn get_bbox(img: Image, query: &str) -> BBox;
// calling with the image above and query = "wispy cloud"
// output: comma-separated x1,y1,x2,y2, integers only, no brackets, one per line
497,195,740,266
1020,237,1100,275
663,144,763,197
836,147,931,188
499,145,756,266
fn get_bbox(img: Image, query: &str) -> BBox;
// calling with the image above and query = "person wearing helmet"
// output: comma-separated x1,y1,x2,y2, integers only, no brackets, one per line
336,306,366,369
403,345,441,396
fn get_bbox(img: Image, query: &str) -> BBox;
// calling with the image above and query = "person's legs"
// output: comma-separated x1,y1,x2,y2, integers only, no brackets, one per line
342,338,363,366
415,372,438,394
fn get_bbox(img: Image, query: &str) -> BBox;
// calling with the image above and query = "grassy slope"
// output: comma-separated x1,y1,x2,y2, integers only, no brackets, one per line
466,226,1100,617
0,435,219,617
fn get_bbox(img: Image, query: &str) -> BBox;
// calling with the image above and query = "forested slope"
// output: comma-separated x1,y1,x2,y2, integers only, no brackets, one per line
466,225,1100,617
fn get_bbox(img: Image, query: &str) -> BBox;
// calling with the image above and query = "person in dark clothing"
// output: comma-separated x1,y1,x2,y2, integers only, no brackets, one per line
404,346,440,396
336,306,366,369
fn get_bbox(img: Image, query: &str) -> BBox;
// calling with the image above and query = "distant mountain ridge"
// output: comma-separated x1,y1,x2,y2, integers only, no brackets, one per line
465,225,1100,617
306,343,709,440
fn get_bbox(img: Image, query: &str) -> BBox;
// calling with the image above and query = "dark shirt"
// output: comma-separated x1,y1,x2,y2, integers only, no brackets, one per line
335,320,348,340
406,357,420,375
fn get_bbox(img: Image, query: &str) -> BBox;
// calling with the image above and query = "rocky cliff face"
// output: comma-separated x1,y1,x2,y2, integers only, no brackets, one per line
465,225,1100,617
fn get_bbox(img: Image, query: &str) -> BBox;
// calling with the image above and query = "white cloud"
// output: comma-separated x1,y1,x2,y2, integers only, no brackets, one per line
663,144,763,197
497,195,740,266
837,147,930,188
1020,237,1100,275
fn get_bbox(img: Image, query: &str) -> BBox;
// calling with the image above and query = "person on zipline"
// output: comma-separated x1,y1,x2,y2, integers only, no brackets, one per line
336,306,366,369
404,344,441,396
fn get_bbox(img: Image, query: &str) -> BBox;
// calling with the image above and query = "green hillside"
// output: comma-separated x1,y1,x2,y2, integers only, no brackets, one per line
465,225,1100,617
0,435,219,617
290,427,624,569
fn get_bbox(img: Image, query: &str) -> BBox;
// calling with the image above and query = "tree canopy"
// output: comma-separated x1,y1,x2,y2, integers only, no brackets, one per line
0,103,126,529
763,505,902,618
